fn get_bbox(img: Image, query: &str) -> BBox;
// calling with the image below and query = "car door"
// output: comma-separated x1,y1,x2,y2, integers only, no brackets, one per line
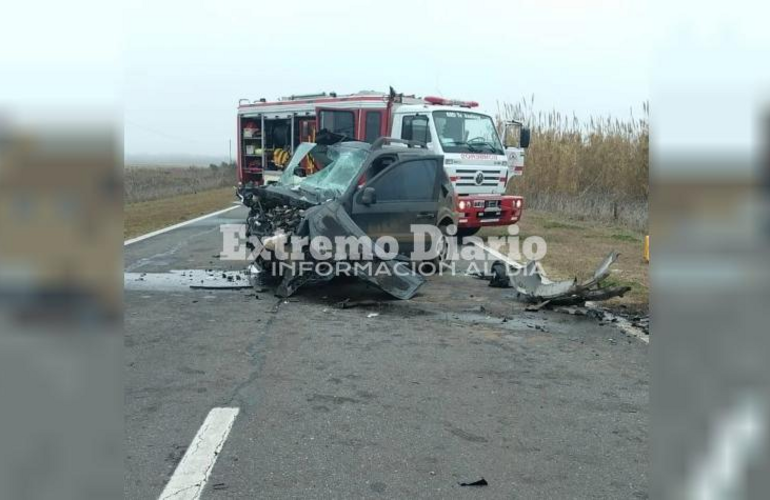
350,156,443,255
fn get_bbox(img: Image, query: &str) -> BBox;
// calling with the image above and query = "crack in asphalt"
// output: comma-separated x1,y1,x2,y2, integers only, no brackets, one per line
225,298,286,411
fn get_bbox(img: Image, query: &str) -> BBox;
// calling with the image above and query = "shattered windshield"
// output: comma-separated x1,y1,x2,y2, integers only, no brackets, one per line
276,142,370,200
278,143,317,185
432,110,504,155
299,145,369,198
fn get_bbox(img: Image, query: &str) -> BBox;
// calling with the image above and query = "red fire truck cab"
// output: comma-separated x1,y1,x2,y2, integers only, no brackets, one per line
236,89,529,233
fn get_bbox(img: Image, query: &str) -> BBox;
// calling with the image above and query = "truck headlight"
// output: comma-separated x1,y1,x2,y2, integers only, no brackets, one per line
458,200,467,210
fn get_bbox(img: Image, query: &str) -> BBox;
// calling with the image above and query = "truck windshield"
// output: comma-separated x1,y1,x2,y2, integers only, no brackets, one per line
432,111,504,155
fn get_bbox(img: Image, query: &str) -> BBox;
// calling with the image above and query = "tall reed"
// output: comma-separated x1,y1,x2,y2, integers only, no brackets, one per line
498,97,649,230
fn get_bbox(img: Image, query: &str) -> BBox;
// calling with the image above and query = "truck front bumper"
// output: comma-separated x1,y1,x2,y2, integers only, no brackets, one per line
456,195,524,228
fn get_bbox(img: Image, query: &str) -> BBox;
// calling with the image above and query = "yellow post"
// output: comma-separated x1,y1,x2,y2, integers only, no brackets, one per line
643,235,650,263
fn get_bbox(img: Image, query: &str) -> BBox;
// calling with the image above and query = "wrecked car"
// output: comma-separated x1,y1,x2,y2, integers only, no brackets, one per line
240,137,457,299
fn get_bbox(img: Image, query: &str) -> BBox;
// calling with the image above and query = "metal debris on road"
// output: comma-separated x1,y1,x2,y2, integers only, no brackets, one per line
125,269,251,292
334,299,384,309
585,305,650,342
484,251,631,308
459,478,488,487
189,285,252,291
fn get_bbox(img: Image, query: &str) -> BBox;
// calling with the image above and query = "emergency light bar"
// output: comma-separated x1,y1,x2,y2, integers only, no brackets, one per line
424,96,479,108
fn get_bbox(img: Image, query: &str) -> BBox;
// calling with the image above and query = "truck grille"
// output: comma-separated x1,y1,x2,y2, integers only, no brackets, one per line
453,169,503,187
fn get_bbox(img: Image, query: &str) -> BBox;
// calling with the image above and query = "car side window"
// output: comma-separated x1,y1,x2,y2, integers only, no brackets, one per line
401,115,431,144
369,159,438,202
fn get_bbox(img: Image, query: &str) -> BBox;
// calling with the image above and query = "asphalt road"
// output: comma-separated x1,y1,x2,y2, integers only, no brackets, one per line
125,206,648,499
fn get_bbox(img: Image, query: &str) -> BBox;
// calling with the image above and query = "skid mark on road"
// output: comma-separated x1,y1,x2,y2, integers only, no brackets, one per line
158,407,239,500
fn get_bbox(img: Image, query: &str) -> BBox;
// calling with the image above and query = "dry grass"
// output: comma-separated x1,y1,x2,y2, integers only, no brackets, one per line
498,98,649,231
124,187,235,240
481,210,649,312
124,164,237,204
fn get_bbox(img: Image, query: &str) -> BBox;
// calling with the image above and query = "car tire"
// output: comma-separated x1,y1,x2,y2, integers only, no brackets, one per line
456,226,480,243
435,222,451,264
456,227,480,237
419,223,450,276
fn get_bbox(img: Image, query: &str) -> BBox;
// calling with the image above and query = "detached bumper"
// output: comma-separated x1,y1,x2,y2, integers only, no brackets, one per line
456,195,524,228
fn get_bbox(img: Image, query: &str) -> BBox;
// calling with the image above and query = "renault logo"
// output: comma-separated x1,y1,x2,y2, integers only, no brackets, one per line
474,171,484,185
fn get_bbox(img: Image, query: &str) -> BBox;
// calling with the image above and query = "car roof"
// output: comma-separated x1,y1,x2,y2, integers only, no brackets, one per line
369,145,435,161
325,140,370,151
326,140,436,162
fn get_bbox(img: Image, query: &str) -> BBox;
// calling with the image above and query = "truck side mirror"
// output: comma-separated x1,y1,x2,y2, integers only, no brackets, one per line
361,186,377,205
520,127,531,149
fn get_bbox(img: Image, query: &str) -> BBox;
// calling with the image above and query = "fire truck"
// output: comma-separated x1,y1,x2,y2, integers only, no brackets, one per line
236,89,529,234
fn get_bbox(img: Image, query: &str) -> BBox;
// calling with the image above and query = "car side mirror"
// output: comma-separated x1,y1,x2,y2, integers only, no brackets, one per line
520,127,531,149
361,186,377,205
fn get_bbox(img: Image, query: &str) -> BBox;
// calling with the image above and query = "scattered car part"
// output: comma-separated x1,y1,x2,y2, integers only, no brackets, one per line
334,299,385,309
508,260,578,300
483,251,630,306
459,478,488,487
189,285,252,290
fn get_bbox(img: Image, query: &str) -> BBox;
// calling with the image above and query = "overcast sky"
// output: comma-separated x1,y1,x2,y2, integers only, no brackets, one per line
122,0,651,158
4,1,766,160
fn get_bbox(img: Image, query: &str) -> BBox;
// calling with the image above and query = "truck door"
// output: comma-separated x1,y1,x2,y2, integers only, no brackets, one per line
350,155,444,256
503,120,526,177
362,109,385,143
399,114,432,145
316,107,360,141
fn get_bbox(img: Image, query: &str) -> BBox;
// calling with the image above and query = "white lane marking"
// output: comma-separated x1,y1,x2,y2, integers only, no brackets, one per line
125,204,241,246
158,407,240,500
